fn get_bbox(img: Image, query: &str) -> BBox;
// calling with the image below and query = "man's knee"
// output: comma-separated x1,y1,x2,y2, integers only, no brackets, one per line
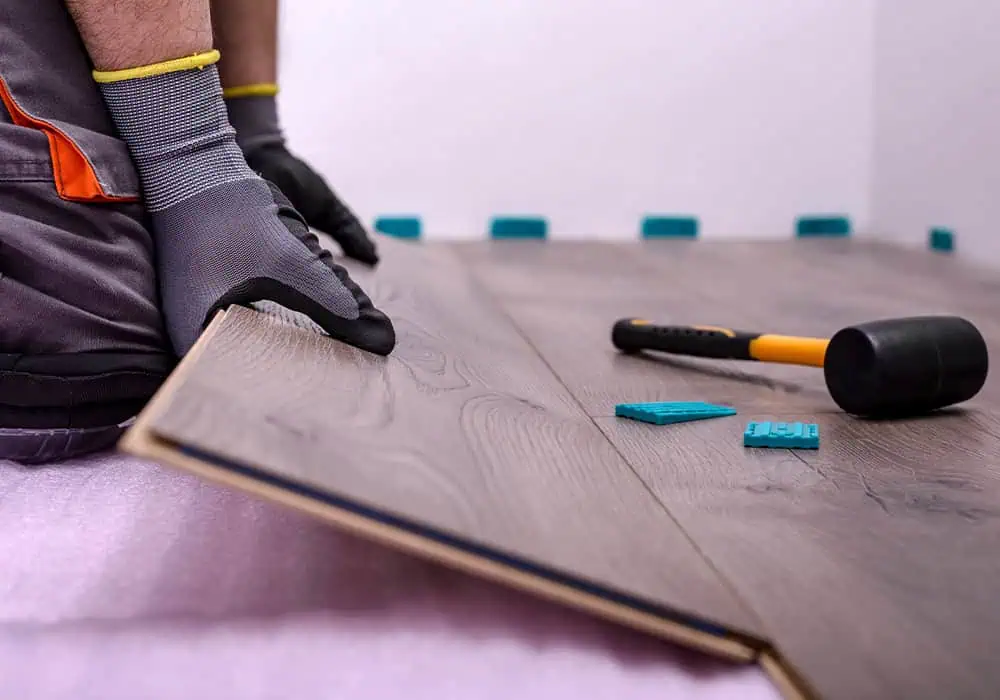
0,1,173,460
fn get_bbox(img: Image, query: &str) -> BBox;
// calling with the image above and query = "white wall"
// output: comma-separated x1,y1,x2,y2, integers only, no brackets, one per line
277,1,875,239
872,0,1000,263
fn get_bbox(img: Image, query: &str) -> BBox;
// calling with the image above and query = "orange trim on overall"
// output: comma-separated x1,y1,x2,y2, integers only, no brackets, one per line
0,76,137,203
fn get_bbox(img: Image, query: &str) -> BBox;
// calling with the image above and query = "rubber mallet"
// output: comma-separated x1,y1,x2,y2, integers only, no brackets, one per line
610,316,989,418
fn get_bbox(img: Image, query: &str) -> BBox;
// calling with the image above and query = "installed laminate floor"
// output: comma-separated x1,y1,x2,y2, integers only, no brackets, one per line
124,235,1000,700
455,237,1000,700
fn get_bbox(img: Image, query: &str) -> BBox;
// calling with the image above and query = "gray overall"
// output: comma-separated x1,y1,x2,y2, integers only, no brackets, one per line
0,2,174,462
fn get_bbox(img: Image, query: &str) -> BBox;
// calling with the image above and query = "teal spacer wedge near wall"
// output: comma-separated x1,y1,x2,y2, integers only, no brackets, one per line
374,216,421,239
641,216,699,238
795,215,851,237
490,216,548,239
929,227,955,252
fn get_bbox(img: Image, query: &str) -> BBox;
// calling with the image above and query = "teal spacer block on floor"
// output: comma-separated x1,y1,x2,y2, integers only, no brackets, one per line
743,421,819,449
490,216,548,239
795,216,851,237
614,401,737,426
929,227,955,252
374,216,422,239
641,216,699,238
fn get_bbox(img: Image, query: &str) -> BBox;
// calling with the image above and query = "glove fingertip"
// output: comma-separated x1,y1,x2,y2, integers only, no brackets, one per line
355,249,379,267
340,237,380,267
350,305,396,355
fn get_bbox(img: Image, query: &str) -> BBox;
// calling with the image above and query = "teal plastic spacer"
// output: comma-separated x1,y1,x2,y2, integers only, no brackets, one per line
929,227,955,252
641,216,699,239
743,421,819,449
374,216,422,239
614,401,737,426
795,216,851,237
490,216,548,239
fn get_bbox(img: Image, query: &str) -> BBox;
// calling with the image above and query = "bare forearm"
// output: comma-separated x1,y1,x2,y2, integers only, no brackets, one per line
64,0,213,71
210,0,278,88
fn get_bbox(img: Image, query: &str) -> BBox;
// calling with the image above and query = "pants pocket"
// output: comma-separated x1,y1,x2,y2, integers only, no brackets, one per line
0,0,141,200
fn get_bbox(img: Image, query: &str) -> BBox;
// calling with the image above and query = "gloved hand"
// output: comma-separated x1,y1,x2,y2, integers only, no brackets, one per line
225,91,380,266
244,144,379,265
153,177,394,356
96,54,394,357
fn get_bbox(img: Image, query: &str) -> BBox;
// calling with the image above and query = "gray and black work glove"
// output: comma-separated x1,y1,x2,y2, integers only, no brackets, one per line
95,53,394,357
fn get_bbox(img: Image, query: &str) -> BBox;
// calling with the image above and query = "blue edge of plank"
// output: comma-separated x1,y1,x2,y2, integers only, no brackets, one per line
641,216,699,239
176,443,731,638
374,216,422,239
490,216,548,239
795,215,851,237
929,227,955,252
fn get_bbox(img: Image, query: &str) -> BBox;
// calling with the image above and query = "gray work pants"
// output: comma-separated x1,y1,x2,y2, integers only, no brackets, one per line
0,2,174,462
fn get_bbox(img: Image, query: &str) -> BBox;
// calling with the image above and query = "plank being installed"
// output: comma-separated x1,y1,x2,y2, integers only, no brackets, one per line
456,239,1000,700
119,235,765,663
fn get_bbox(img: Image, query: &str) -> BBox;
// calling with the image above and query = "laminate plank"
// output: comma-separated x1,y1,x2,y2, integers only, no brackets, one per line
623,239,1000,407
450,240,701,301
489,298,834,417
626,238,1000,335
450,240,955,400
491,289,1000,417
738,237,1000,307
598,409,1000,700
451,240,835,408
127,236,765,654
463,240,1000,698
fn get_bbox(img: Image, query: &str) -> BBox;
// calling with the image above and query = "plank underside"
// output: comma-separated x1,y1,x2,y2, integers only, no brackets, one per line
123,235,1000,700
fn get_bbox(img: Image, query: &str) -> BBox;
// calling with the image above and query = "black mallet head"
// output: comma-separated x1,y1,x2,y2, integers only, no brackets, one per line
823,315,989,418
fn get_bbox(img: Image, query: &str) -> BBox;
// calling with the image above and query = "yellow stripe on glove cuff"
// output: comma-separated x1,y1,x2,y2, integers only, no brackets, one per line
92,50,221,83
222,83,280,99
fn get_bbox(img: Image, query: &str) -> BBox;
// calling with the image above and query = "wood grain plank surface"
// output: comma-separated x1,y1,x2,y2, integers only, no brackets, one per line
458,238,1000,409
461,239,1000,699
599,409,1000,700
491,297,834,417
139,236,764,648
450,240,697,301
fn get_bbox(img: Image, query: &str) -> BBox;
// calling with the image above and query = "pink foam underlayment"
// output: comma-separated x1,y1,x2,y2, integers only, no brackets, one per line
0,452,780,700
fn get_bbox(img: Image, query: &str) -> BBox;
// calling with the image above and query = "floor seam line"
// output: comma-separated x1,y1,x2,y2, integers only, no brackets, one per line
446,248,771,645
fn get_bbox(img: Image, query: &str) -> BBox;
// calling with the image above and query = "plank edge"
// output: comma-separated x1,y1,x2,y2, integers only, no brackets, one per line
123,425,757,663
118,307,232,456
760,650,817,700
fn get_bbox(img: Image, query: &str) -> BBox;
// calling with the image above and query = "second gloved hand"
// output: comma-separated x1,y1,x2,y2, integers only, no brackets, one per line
246,144,379,266
225,90,380,266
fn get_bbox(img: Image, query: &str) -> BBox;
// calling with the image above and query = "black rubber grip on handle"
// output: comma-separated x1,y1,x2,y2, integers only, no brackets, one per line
611,319,756,360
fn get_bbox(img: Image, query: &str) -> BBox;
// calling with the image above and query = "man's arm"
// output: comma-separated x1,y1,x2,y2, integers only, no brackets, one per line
209,0,380,266
65,0,213,72
211,0,278,90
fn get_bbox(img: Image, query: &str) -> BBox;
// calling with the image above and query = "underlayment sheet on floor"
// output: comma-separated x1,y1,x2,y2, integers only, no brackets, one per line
121,235,1000,700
